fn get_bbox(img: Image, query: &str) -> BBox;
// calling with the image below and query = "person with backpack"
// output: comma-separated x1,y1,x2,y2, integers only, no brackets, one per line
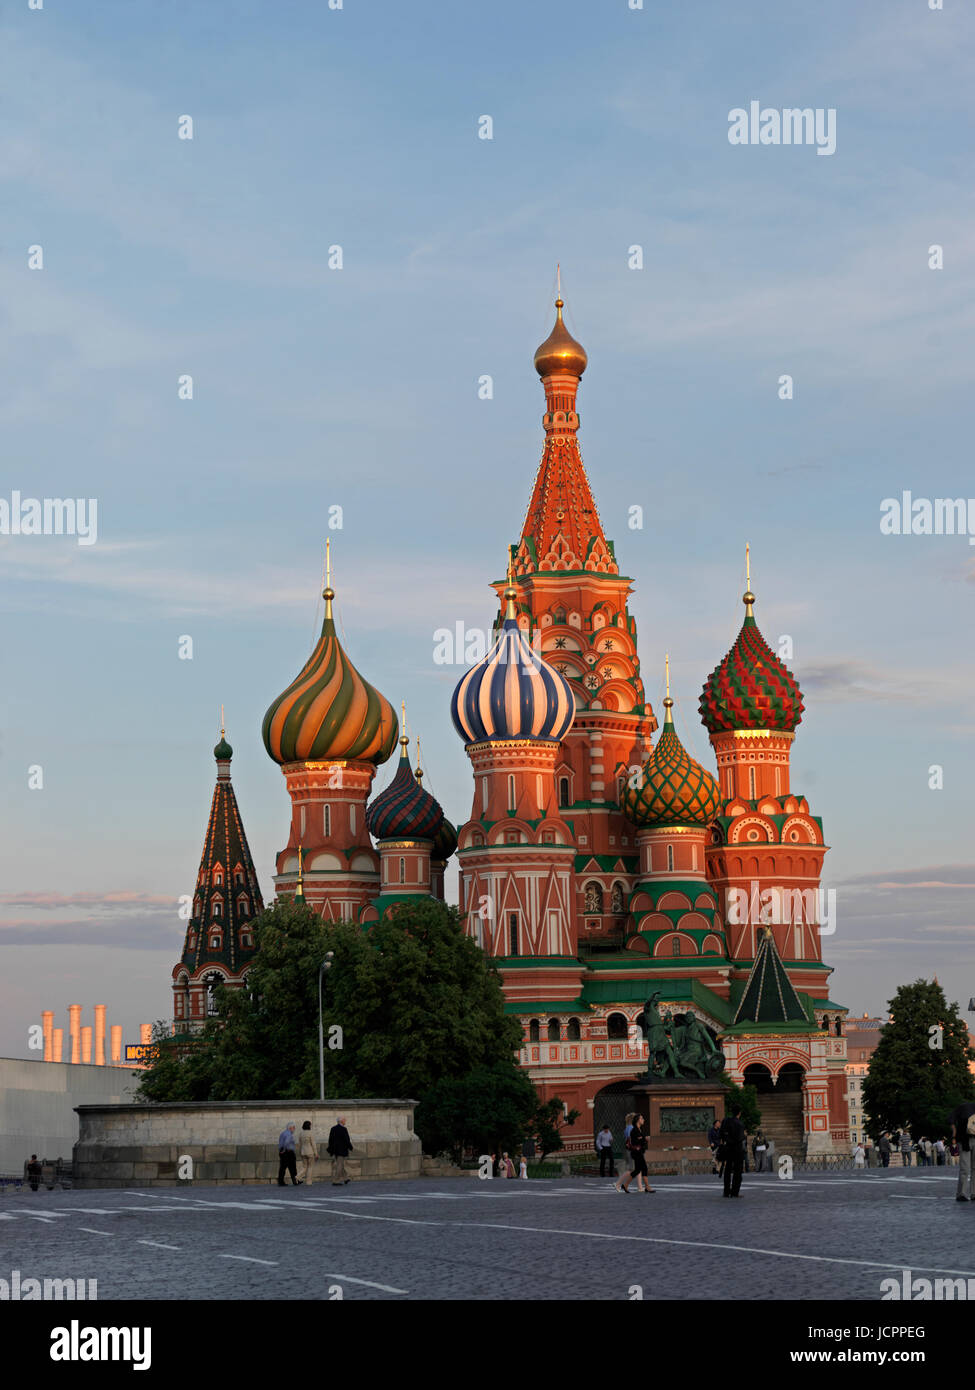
950,1100,975,1202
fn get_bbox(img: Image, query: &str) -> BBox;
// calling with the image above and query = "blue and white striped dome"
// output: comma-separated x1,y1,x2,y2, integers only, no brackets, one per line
450,588,576,746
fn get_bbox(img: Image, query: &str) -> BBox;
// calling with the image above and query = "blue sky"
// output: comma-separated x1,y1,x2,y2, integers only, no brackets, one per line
2,0,974,1055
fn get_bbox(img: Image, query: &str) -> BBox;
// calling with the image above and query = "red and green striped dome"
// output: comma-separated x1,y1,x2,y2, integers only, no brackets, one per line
621,699,721,829
699,595,803,734
262,585,398,766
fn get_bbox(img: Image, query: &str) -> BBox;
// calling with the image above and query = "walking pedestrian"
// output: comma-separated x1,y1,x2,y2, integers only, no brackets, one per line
615,1113,654,1194
277,1122,299,1186
718,1105,747,1198
26,1155,42,1192
502,1151,516,1178
298,1120,319,1186
950,1098,975,1202
853,1142,866,1169
518,1156,528,1180
707,1117,722,1174
596,1124,616,1178
935,1137,946,1167
949,1140,961,1167
327,1115,354,1186
899,1131,913,1166
878,1133,891,1168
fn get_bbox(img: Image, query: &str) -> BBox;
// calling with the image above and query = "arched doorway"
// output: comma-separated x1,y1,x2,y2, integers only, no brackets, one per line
743,1062,774,1094
776,1061,804,1092
593,1080,644,1155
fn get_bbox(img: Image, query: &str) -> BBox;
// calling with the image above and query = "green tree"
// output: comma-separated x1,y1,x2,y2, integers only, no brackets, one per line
862,979,975,1139
532,1096,581,1161
720,1075,761,1133
138,898,526,1113
414,1063,538,1160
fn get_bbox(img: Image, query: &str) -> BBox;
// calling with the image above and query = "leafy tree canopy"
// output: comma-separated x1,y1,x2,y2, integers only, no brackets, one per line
138,898,533,1154
862,979,975,1139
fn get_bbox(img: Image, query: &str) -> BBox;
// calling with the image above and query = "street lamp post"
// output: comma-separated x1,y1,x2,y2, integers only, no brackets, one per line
318,952,335,1102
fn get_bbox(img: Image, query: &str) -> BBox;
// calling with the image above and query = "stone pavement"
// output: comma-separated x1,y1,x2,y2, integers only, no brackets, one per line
0,1168,970,1301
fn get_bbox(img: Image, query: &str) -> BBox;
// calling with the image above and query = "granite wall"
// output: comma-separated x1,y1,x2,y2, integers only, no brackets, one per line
73,1099,422,1187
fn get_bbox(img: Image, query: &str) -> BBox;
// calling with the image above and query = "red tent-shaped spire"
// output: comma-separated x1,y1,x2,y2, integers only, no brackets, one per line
512,293,618,579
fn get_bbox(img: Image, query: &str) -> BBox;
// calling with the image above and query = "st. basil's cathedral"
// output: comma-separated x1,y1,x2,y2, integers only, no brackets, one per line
172,296,851,1156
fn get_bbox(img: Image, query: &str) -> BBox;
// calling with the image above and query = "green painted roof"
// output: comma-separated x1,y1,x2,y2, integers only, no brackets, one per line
732,928,810,1026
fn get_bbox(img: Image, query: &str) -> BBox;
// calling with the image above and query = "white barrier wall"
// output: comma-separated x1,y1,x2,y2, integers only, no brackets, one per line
0,1057,140,1174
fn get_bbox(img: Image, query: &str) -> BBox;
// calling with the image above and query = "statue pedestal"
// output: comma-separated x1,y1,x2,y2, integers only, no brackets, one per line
630,1079,727,1158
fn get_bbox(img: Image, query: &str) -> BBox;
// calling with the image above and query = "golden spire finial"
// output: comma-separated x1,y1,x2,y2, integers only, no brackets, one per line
220,704,225,738
399,700,408,751
556,262,561,301
415,735,424,781
743,542,755,616
323,538,335,618
296,844,304,898
503,555,518,619
663,653,673,714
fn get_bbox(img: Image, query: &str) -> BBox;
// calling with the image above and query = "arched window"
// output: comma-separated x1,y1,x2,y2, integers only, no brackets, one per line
554,607,566,625
671,936,681,957
567,1019,581,1041
774,766,781,797
611,882,625,914
547,1018,560,1042
509,914,519,956
213,901,222,918
749,766,756,800
584,882,603,914
529,1019,540,1043
205,973,221,1018
507,774,516,812
300,806,306,837
559,777,570,808
234,870,244,887
399,857,406,884
666,844,674,872
607,1012,628,1040
324,804,331,837
214,870,222,886
350,804,356,834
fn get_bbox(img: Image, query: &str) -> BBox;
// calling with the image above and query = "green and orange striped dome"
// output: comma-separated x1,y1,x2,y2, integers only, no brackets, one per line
262,580,398,766
620,697,721,829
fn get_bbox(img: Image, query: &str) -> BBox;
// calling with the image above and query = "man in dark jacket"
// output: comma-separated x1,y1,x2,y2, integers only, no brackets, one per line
718,1106,747,1198
878,1133,891,1168
327,1116,354,1186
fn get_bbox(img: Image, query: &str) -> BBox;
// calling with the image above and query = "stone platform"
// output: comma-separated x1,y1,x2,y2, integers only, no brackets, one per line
73,1099,422,1187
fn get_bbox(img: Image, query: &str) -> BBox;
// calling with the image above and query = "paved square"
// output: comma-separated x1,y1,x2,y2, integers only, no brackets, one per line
1,1168,970,1301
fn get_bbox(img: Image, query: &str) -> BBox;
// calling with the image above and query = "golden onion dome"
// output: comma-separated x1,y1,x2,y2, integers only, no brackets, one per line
534,297,587,379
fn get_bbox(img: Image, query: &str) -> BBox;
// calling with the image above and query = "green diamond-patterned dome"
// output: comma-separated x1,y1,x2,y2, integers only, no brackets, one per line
620,699,721,829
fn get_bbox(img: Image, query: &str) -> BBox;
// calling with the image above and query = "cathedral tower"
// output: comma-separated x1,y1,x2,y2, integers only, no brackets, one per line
172,731,264,1028
497,296,656,951
700,557,830,1000
262,551,398,919
452,576,579,995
